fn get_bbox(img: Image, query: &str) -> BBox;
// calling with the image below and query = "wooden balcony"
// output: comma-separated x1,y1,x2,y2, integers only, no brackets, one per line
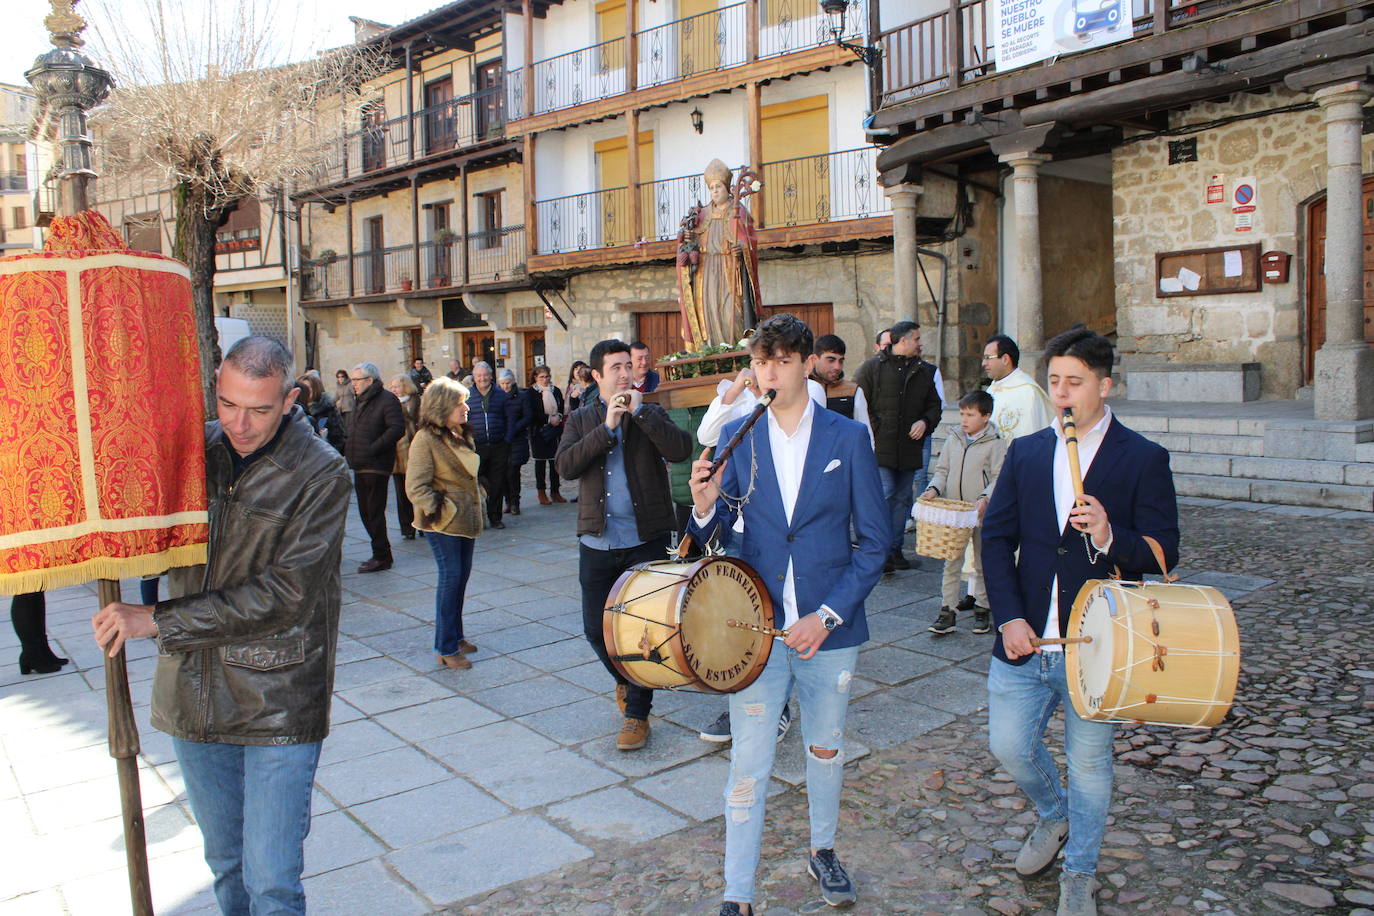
873,0,1368,136
300,84,510,195
299,227,527,303
527,147,892,271
506,0,866,134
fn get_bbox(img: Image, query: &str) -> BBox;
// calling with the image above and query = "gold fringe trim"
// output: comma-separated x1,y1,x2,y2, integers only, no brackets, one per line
0,543,207,597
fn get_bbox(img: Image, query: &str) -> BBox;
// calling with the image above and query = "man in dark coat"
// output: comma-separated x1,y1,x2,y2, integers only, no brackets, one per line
408,358,434,392
467,361,519,528
854,320,942,573
345,362,405,572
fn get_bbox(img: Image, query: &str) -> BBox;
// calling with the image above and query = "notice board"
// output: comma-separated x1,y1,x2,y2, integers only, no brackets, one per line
1155,244,1261,298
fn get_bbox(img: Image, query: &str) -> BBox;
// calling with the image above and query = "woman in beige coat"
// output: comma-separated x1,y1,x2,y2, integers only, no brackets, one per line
406,377,485,670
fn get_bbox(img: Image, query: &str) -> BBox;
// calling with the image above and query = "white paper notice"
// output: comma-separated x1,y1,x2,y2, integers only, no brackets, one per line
1223,250,1242,277
1178,267,1202,291
1159,277,1184,293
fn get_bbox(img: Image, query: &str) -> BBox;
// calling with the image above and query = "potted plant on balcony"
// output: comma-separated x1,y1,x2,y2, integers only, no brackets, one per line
317,248,338,263
430,230,458,288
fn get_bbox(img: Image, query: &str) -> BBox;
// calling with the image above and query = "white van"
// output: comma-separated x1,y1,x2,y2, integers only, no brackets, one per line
214,316,252,354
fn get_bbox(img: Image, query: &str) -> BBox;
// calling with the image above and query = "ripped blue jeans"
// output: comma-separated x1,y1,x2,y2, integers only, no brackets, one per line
723,642,860,904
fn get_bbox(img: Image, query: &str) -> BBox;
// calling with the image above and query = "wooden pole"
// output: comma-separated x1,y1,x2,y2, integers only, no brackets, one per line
97,579,154,916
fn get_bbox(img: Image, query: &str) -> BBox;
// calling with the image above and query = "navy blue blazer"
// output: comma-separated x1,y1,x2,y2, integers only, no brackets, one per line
981,414,1180,666
687,406,888,650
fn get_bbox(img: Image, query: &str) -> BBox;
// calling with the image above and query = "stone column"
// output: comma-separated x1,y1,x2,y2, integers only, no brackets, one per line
1313,81,1374,421
885,182,922,325
998,150,1049,381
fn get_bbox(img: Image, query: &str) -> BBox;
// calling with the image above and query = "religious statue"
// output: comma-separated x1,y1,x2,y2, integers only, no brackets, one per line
675,159,762,350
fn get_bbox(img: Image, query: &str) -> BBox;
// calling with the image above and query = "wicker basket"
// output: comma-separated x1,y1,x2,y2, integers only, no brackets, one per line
913,496,979,561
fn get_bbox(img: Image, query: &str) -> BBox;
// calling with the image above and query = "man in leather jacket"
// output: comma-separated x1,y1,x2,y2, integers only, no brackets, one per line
93,336,350,916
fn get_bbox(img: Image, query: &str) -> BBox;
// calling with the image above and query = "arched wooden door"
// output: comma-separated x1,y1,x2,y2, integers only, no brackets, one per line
1306,176,1374,382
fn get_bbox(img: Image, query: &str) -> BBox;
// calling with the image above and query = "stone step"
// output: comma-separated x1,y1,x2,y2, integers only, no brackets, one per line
1173,473,1374,512
1169,453,1374,487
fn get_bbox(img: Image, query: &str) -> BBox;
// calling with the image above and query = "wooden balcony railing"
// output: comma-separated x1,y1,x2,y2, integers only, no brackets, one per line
510,0,866,119
534,147,889,255
305,84,507,189
300,227,526,302
878,0,1270,106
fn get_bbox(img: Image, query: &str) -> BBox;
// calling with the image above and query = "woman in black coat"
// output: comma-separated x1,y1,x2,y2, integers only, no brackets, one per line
528,365,566,504
497,369,535,515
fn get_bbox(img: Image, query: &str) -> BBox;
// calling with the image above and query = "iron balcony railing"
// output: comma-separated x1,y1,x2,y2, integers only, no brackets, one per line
534,147,888,255
637,4,750,90
878,0,1264,106
759,146,888,228
511,0,866,118
306,84,507,188
535,187,633,254
0,171,27,192
300,228,526,301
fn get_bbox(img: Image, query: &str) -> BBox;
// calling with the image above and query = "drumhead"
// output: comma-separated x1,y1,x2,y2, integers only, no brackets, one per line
1075,587,1115,711
678,558,772,693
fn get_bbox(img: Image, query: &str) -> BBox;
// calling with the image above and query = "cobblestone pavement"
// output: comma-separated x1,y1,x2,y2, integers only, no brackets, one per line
1,489,1370,915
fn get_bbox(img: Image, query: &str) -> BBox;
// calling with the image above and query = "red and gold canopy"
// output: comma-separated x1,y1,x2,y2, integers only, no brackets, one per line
0,211,208,593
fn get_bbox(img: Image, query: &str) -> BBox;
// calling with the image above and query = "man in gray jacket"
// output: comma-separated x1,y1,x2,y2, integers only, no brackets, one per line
93,336,351,916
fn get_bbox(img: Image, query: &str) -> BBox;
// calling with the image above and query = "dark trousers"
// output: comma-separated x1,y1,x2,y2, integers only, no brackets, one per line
354,472,392,561
578,535,669,721
506,460,525,502
392,473,414,538
534,458,560,493
475,441,510,523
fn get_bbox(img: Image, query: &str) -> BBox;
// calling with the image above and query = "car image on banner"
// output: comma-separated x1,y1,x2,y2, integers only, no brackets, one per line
994,0,1128,73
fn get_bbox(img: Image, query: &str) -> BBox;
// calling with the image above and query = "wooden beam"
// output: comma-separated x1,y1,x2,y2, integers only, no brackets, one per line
522,0,534,120
1022,19,1374,128
625,0,639,94
747,81,763,227
746,0,759,62
346,197,355,297
946,0,963,91
459,165,470,285
875,110,1024,173
524,133,537,257
627,108,642,243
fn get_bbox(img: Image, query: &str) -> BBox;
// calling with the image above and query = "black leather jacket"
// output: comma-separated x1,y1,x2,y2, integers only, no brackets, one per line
151,407,351,746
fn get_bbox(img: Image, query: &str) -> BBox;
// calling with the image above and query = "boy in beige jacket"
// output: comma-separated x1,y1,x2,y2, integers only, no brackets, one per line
920,390,1008,635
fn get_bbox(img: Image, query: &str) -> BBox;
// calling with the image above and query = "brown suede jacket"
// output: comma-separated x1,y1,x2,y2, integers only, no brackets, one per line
555,395,692,542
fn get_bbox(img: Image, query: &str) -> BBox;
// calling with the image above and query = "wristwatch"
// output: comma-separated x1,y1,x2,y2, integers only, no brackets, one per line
817,607,842,631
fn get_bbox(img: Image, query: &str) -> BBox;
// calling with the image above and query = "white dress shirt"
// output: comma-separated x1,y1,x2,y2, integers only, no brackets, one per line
1041,405,1113,651
694,398,835,629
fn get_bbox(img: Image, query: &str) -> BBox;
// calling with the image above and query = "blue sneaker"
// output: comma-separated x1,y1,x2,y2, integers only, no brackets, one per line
807,848,857,906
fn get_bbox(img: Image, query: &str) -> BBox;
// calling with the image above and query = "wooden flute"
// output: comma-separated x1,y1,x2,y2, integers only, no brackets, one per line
1063,407,1087,504
701,388,777,480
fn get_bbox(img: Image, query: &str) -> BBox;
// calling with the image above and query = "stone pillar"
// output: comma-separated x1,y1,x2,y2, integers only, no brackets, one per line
885,182,922,325
998,151,1049,381
1313,81,1374,421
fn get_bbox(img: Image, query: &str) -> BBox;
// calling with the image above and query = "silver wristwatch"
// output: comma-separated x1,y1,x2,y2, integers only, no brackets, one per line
817,607,842,631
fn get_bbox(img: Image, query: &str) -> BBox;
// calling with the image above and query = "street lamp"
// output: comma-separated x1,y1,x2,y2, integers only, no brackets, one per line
819,0,882,68
690,107,704,134
25,0,113,215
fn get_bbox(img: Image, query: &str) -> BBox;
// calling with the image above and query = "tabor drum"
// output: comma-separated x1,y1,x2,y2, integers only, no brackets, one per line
1065,580,1241,728
603,557,774,693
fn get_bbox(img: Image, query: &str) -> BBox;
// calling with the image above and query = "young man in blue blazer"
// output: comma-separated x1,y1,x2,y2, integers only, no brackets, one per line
688,314,888,916
981,328,1179,916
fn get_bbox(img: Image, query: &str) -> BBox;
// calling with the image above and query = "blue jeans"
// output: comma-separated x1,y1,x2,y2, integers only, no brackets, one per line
724,643,860,904
986,654,1116,876
174,738,322,915
878,466,914,553
429,532,475,656
912,434,934,497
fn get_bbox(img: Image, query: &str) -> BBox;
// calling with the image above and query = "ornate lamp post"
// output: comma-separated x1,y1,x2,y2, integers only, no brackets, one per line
25,0,113,216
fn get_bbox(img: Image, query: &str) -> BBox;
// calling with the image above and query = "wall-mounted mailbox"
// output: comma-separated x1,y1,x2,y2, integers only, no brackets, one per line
1261,250,1291,284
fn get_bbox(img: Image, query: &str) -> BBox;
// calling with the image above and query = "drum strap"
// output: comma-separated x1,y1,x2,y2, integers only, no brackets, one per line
1113,535,1177,583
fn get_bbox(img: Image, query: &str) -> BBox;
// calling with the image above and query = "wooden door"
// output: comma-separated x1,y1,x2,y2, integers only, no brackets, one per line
596,132,654,247
361,102,386,172
522,329,546,383
758,302,833,337
761,96,829,228
476,60,504,138
1305,176,1374,381
678,0,720,76
364,216,385,293
636,311,683,359
460,331,496,370
425,78,455,154
596,0,628,71
406,328,424,365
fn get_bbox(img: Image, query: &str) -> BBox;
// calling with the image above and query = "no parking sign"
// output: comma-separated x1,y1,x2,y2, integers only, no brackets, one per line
1232,177,1257,232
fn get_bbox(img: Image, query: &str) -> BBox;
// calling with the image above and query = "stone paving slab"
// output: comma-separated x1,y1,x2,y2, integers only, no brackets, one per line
6,491,1365,914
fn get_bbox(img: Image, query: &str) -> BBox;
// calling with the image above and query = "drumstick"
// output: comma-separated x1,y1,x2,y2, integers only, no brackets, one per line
1030,636,1093,646
727,618,789,638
